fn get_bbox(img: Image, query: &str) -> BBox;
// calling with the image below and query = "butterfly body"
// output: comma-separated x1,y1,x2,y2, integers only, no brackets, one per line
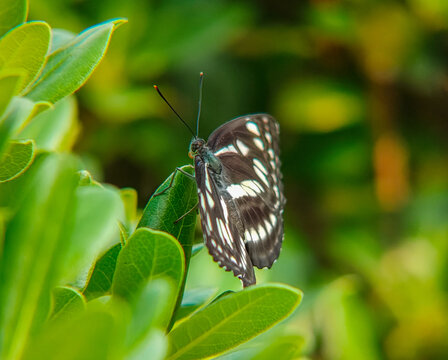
189,114,285,287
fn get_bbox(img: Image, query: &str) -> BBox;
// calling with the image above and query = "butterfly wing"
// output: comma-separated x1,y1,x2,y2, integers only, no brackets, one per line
207,114,285,269
194,156,256,287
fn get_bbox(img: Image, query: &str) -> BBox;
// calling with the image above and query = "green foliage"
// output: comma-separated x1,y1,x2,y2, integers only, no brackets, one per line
0,139,35,182
6,0,446,358
0,0,27,37
0,3,303,360
167,284,302,360
26,19,126,104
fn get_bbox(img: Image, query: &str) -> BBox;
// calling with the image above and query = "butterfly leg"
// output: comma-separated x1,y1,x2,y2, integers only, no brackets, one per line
154,165,195,197
174,202,198,224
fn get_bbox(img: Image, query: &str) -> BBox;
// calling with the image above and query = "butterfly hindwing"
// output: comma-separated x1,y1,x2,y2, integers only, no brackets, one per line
206,114,285,269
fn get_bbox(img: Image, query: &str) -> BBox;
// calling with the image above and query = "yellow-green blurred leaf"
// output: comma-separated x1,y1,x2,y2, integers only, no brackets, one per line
0,139,35,182
0,0,28,38
0,22,51,93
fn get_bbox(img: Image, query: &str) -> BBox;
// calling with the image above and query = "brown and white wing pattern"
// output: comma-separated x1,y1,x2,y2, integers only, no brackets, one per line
194,114,285,287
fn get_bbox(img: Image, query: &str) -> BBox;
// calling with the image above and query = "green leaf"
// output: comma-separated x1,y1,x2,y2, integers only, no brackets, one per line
138,165,197,325
0,0,28,38
0,97,50,157
18,95,79,151
120,187,138,237
248,335,304,360
138,165,197,259
26,19,127,104
83,243,122,301
0,22,51,93
50,286,86,322
126,279,173,350
174,288,216,323
0,153,79,360
0,139,35,182
126,329,167,360
167,284,303,360
216,335,304,360
63,185,123,281
0,73,22,119
22,301,127,360
112,228,185,329
50,28,76,53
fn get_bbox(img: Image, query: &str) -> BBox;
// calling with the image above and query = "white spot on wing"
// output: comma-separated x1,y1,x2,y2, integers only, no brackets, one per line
206,192,215,207
273,185,280,199
270,213,277,227
265,132,272,143
253,138,264,150
246,121,261,136
253,158,268,175
258,224,267,241
205,171,212,193
250,228,259,242
220,198,229,221
241,180,263,195
217,219,233,247
268,148,275,159
264,218,273,234
227,183,257,198
254,166,270,187
199,193,206,209
236,139,249,156
244,229,251,243
214,144,238,156
206,212,212,229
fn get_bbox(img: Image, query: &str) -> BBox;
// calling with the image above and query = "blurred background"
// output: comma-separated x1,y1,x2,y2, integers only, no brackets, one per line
29,0,448,359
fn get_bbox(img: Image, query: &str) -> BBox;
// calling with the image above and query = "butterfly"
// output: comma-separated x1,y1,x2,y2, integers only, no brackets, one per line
155,75,285,287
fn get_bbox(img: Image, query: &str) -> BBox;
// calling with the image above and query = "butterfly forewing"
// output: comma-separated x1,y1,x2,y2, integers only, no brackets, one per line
194,157,256,287
195,114,285,286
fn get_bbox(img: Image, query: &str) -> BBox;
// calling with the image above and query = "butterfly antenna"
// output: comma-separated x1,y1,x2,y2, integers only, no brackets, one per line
196,72,204,137
153,85,196,137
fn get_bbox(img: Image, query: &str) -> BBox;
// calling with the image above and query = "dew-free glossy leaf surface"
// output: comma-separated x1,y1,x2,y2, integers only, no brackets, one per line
138,165,197,261
0,73,22,119
127,329,167,360
174,287,217,323
112,228,185,327
0,0,27,38
0,22,51,93
120,187,138,237
0,153,79,360
50,286,86,322
0,97,43,156
249,335,304,360
26,19,126,104
167,284,302,360
18,96,78,151
22,304,126,360
50,28,76,53
126,279,173,350
138,165,197,325
0,139,35,182
64,185,123,280
83,243,122,301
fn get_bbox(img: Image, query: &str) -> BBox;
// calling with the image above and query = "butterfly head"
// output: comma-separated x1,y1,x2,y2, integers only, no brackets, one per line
189,138,206,159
